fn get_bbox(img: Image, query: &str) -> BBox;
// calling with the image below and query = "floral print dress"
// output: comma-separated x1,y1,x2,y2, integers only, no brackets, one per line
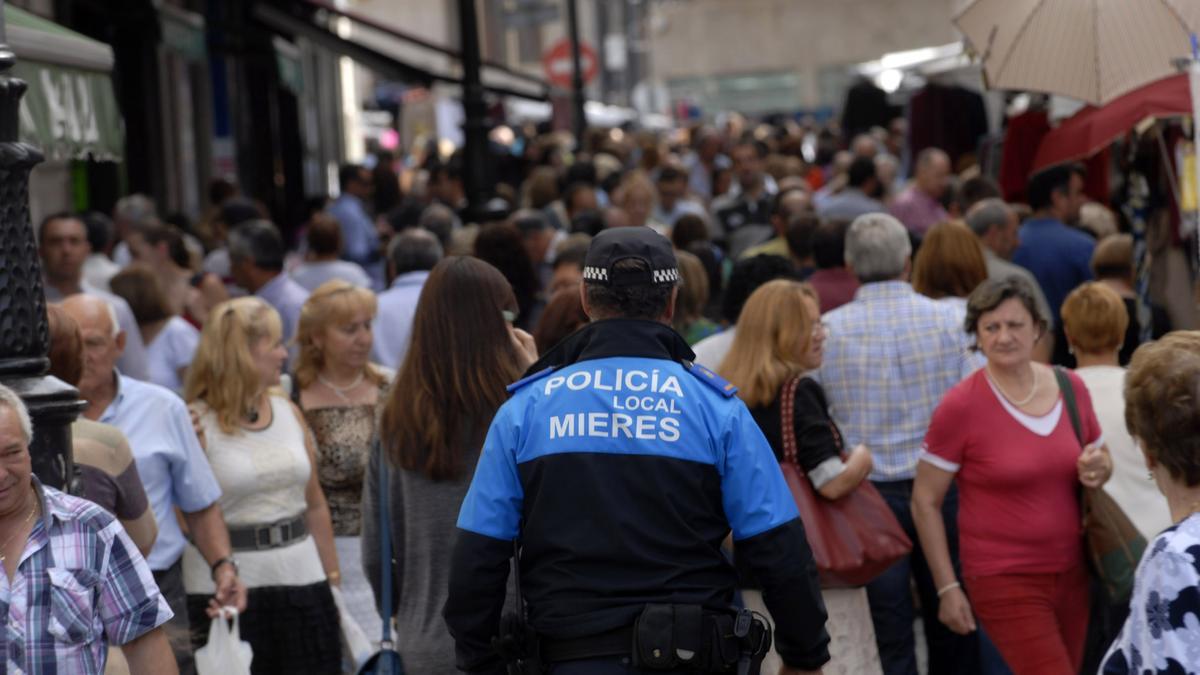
1101,513,1200,674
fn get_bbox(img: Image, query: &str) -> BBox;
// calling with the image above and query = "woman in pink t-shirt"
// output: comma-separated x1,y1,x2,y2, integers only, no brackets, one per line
912,277,1113,675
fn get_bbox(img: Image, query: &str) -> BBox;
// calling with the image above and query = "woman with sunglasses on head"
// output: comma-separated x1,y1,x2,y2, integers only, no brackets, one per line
719,279,880,674
361,257,536,674
183,297,342,674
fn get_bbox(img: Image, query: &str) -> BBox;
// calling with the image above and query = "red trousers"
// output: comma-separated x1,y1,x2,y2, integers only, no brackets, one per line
965,562,1090,675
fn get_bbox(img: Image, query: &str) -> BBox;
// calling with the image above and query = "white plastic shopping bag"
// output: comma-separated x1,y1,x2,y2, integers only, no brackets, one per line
194,607,253,675
331,585,374,670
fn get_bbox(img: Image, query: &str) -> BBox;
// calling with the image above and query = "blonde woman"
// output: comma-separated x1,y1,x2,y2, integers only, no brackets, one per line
718,279,880,675
183,297,341,674
294,279,391,637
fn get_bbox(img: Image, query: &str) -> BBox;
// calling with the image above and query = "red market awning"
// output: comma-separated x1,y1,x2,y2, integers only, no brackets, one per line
1031,73,1191,174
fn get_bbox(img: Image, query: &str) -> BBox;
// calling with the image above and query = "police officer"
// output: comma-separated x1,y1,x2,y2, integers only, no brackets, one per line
444,227,829,675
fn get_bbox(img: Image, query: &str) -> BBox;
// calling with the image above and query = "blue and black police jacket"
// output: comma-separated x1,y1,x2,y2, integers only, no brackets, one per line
444,319,830,672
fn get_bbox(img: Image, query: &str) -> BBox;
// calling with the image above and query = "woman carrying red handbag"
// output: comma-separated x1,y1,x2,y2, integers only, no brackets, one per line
719,279,884,675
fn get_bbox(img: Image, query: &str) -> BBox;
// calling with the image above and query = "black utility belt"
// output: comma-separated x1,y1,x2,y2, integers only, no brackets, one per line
227,514,308,551
541,604,771,673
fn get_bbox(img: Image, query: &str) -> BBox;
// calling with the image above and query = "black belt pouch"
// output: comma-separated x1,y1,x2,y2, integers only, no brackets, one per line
632,604,708,670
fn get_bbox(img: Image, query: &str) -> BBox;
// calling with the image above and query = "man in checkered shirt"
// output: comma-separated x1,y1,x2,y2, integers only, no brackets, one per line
816,213,987,675
0,384,175,674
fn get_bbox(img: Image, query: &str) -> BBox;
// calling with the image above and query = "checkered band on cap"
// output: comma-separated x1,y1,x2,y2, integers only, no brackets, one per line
651,268,680,284
582,266,609,282
583,264,678,285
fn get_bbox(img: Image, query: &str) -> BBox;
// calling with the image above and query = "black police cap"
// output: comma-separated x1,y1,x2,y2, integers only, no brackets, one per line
582,226,679,287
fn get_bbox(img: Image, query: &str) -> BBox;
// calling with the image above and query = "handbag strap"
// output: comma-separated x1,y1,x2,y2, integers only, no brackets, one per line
1052,366,1084,447
780,376,802,465
377,444,395,647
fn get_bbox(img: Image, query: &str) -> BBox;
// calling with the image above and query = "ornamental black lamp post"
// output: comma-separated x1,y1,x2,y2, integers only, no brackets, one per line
566,0,587,150
457,0,491,224
0,1,83,490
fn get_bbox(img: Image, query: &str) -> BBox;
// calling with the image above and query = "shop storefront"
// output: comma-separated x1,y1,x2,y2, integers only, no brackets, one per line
9,5,123,227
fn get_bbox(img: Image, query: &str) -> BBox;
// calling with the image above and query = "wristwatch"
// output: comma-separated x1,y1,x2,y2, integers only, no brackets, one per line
210,556,239,580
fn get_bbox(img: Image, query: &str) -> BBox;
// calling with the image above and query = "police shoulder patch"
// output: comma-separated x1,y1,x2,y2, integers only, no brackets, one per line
684,361,738,398
506,366,556,393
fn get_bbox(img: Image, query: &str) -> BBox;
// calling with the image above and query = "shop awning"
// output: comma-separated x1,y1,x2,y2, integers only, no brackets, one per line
8,6,123,162
253,3,549,102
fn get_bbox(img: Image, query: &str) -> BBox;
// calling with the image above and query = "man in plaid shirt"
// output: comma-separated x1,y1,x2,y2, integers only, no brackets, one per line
816,213,989,675
0,384,176,674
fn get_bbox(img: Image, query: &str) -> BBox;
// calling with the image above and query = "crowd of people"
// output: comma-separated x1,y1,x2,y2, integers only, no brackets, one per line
8,114,1200,675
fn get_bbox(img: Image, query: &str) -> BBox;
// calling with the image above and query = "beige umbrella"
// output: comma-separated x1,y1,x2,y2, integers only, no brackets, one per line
954,0,1200,105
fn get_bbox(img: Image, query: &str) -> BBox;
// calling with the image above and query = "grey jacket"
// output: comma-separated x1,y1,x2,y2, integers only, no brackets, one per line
361,437,482,675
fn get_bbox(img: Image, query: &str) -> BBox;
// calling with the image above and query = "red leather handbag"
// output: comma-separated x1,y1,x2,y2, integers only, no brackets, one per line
779,376,911,588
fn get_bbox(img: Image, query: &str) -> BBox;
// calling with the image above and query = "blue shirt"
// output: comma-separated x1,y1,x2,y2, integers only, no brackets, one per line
816,281,981,481
1012,217,1095,319
256,272,310,347
815,188,885,222
371,270,429,370
99,374,222,570
290,259,374,292
329,194,383,285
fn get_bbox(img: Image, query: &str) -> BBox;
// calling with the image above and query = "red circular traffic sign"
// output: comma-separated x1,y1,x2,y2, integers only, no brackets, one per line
542,38,598,89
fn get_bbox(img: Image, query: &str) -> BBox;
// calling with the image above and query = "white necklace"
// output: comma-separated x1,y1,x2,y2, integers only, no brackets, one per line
987,364,1040,407
317,372,364,404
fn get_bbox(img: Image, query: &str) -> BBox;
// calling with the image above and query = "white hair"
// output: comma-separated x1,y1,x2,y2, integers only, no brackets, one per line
0,384,32,444
845,213,912,282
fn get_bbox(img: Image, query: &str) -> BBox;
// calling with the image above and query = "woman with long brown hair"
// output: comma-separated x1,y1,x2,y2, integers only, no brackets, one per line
361,256,536,674
532,287,589,354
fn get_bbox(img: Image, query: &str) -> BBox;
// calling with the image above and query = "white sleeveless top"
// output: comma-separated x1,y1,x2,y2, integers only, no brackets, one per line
182,395,326,593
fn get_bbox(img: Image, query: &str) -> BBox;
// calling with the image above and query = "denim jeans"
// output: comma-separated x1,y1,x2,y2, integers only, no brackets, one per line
866,480,1010,675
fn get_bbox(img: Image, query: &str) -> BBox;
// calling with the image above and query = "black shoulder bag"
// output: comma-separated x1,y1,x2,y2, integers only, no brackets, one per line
1053,366,1145,604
